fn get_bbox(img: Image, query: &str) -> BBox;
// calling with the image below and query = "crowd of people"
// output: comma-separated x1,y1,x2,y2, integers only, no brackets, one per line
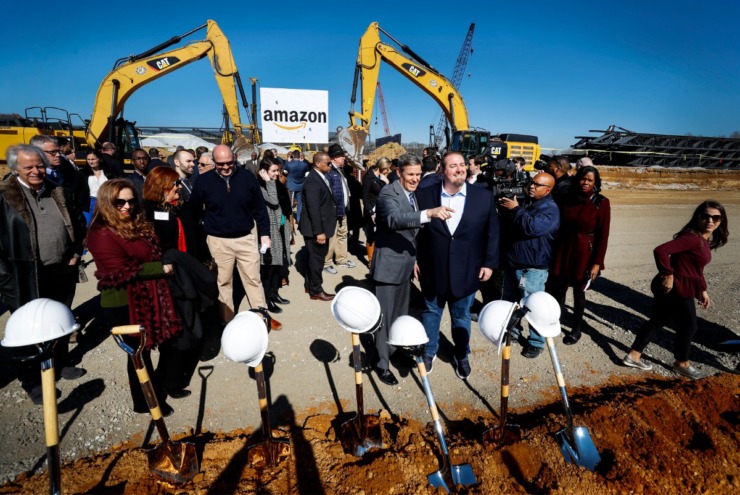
0,137,730,409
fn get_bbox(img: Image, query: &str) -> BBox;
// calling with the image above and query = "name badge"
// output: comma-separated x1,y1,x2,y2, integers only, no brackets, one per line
154,211,170,221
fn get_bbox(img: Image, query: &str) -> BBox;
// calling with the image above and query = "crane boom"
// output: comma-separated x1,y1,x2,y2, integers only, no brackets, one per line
376,82,391,137
433,23,475,148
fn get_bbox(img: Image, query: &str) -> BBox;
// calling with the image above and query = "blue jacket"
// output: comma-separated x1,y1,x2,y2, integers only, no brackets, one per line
506,194,560,269
189,166,270,239
284,160,309,192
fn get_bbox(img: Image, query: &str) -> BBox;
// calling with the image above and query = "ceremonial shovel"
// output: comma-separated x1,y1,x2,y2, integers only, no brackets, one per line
112,325,199,483
339,332,384,456
245,360,291,468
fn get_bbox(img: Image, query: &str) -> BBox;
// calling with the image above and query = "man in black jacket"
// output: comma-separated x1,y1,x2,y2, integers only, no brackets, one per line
0,144,87,403
298,152,336,301
189,144,281,330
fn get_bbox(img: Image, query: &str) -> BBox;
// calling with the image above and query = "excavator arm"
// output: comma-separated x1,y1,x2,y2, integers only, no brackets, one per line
85,20,254,150
339,22,470,166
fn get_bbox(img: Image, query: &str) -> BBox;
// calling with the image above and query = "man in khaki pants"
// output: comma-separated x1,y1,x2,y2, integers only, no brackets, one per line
189,144,282,330
323,144,355,274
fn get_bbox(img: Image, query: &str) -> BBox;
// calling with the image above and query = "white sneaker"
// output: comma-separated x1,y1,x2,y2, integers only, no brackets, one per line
323,265,338,274
338,260,356,269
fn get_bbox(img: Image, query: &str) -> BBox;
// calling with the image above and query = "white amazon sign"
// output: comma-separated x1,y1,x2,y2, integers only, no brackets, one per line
260,87,328,143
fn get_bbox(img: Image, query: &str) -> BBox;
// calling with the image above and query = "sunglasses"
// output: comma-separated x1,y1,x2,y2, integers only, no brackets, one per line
700,213,722,222
214,160,235,167
173,179,182,187
114,198,137,208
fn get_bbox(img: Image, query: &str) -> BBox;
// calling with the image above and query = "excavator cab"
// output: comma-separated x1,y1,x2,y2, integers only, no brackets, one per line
451,129,490,158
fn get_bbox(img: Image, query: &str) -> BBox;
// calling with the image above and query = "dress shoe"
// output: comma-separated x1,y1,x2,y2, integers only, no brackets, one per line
60,366,87,380
563,330,581,345
168,389,192,399
310,291,335,301
272,294,290,305
135,402,174,417
522,345,544,359
267,300,283,314
375,368,398,386
270,318,283,331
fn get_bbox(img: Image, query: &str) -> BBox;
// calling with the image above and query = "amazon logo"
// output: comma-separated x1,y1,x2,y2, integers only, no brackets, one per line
263,110,326,130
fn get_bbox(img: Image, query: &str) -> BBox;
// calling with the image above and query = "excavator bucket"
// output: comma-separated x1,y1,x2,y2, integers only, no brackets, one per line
337,127,367,169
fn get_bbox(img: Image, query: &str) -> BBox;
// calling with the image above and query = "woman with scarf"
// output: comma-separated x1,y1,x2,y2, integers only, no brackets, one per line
257,158,293,313
87,179,181,415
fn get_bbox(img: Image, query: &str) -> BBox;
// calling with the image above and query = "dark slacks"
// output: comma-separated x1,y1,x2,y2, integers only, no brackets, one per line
373,280,410,370
305,237,329,295
630,292,698,362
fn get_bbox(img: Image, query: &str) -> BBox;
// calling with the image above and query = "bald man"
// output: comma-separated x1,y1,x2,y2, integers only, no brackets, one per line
498,172,560,358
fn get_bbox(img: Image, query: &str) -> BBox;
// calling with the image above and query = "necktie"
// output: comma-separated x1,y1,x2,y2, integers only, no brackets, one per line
409,192,416,210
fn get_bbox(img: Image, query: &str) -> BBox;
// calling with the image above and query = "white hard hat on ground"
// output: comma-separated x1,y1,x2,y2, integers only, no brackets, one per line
222,311,269,366
331,286,381,334
520,292,562,338
387,315,428,347
1,298,79,347
478,300,518,353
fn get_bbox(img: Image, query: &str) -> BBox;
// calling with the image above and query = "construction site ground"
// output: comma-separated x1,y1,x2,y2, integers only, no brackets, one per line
0,171,739,494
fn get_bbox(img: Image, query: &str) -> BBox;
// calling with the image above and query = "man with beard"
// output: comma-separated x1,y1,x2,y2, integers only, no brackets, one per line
415,151,500,379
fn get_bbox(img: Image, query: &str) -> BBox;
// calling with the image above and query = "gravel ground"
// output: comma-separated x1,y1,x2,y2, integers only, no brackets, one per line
0,189,738,485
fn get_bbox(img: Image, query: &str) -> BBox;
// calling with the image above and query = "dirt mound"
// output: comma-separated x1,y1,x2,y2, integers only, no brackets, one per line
599,166,740,191
365,142,407,165
3,373,738,494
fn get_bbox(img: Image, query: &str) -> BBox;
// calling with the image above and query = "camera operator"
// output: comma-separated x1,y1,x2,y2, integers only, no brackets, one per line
497,172,560,358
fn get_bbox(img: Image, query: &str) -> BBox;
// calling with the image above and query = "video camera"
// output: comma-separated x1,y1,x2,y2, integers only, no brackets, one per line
490,159,529,200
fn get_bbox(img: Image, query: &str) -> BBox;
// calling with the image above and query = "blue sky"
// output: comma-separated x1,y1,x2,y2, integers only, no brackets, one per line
1,1,738,152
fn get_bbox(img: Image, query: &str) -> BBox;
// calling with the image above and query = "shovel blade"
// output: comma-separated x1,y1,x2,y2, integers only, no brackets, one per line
147,441,199,484
339,414,384,457
556,426,601,471
427,470,451,493
483,424,521,446
450,463,477,487
247,438,291,469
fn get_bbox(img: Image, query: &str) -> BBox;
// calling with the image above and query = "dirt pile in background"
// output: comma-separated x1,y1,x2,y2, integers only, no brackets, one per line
599,166,740,190
3,373,738,494
365,142,407,165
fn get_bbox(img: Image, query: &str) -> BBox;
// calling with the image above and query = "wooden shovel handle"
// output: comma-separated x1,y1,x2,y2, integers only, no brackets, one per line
112,325,144,335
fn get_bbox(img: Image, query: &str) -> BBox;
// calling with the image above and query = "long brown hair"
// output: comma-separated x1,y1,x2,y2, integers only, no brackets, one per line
89,179,155,240
676,199,729,250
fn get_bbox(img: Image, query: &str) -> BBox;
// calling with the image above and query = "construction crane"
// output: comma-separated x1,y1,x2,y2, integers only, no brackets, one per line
376,82,391,137
433,23,475,149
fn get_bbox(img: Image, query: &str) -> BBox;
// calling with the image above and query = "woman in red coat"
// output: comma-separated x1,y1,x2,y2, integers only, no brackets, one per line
624,200,729,379
87,179,182,415
548,166,611,345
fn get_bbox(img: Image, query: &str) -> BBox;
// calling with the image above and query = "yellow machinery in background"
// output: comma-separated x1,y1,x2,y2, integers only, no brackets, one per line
338,22,540,170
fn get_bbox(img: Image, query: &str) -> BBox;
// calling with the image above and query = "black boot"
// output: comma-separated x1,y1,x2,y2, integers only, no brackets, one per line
267,299,283,314
563,329,581,345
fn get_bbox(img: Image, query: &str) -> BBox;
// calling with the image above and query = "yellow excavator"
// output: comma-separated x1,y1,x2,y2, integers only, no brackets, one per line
338,22,540,169
87,19,259,159
1,20,257,164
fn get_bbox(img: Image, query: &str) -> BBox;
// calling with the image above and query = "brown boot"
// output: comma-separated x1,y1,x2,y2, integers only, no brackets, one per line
366,242,375,269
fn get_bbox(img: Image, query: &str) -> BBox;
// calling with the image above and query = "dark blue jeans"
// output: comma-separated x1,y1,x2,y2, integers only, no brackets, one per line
422,292,476,361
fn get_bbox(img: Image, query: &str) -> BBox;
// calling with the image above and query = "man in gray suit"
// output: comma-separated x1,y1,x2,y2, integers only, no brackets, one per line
371,154,454,385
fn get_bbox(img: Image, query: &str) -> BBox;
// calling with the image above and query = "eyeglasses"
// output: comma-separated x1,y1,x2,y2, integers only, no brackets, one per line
700,213,722,222
214,160,234,167
529,181,549,188
114,198,137,208
44,149,62,156
198,162,209,167
173,179,182,187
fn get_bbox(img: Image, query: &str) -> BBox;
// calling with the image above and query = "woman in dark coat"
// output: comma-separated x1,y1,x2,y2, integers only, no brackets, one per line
624,200,729,379
257,158,293,313
547,166,611,345
142,166,216,398
361,157,391,267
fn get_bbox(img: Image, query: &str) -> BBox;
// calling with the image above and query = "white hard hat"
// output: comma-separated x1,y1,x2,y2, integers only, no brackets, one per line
520,292,562,338
387,315,428,347
221,311,269,367
1,298,79,347
478,300,518,353
331,286,381,334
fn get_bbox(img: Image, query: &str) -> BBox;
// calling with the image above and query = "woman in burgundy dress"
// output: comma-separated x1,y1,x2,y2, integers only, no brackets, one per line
548,166,611,345
87,179,182,415
623,200,729,379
